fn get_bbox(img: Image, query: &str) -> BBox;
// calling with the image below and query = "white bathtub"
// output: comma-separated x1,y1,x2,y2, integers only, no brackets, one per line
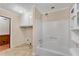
35,47,69,56
70,48,79,56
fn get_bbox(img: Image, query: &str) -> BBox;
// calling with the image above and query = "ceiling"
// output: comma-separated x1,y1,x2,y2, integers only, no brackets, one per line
0,3,72,14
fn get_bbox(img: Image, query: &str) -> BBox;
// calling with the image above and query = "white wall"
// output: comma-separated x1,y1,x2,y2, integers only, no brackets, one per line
0,17,9,35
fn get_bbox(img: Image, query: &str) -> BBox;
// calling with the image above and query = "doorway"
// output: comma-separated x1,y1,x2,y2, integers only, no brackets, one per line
0,16,11,51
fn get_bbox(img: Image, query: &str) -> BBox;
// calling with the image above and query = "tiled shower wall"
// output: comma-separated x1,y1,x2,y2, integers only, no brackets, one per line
42,8,71,55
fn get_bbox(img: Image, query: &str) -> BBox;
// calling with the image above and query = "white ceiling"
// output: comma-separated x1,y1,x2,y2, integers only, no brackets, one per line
0,3,72,14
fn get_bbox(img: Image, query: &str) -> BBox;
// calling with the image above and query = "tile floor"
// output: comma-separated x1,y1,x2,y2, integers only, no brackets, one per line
0,43,32,56
0,44,9,51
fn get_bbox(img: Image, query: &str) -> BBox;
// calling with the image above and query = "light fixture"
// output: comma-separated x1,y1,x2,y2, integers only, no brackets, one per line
12,5,26,14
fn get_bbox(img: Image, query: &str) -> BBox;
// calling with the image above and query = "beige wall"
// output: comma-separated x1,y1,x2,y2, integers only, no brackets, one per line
0,8,33,48
20,27,33,44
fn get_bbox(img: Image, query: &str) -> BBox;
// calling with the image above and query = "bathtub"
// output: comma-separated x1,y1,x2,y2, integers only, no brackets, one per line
70,48,79,56
35,47,69,56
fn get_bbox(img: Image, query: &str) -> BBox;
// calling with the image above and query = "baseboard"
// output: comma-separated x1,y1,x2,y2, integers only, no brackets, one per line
10,42,27,48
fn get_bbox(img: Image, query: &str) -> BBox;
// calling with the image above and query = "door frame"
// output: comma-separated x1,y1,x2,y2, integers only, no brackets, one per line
0,15,11,48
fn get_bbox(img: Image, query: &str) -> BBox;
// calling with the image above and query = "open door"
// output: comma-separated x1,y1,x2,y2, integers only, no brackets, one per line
0,16,11,51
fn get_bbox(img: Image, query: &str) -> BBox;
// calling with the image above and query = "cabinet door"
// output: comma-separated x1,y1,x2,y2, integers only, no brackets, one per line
20,15,29,26
20,14,32,27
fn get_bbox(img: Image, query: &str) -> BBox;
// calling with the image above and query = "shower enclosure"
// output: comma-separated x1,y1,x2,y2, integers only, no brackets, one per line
33,7,71,56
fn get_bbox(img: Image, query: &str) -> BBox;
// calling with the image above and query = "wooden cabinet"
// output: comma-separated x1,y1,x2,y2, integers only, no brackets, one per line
0,35,10,46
